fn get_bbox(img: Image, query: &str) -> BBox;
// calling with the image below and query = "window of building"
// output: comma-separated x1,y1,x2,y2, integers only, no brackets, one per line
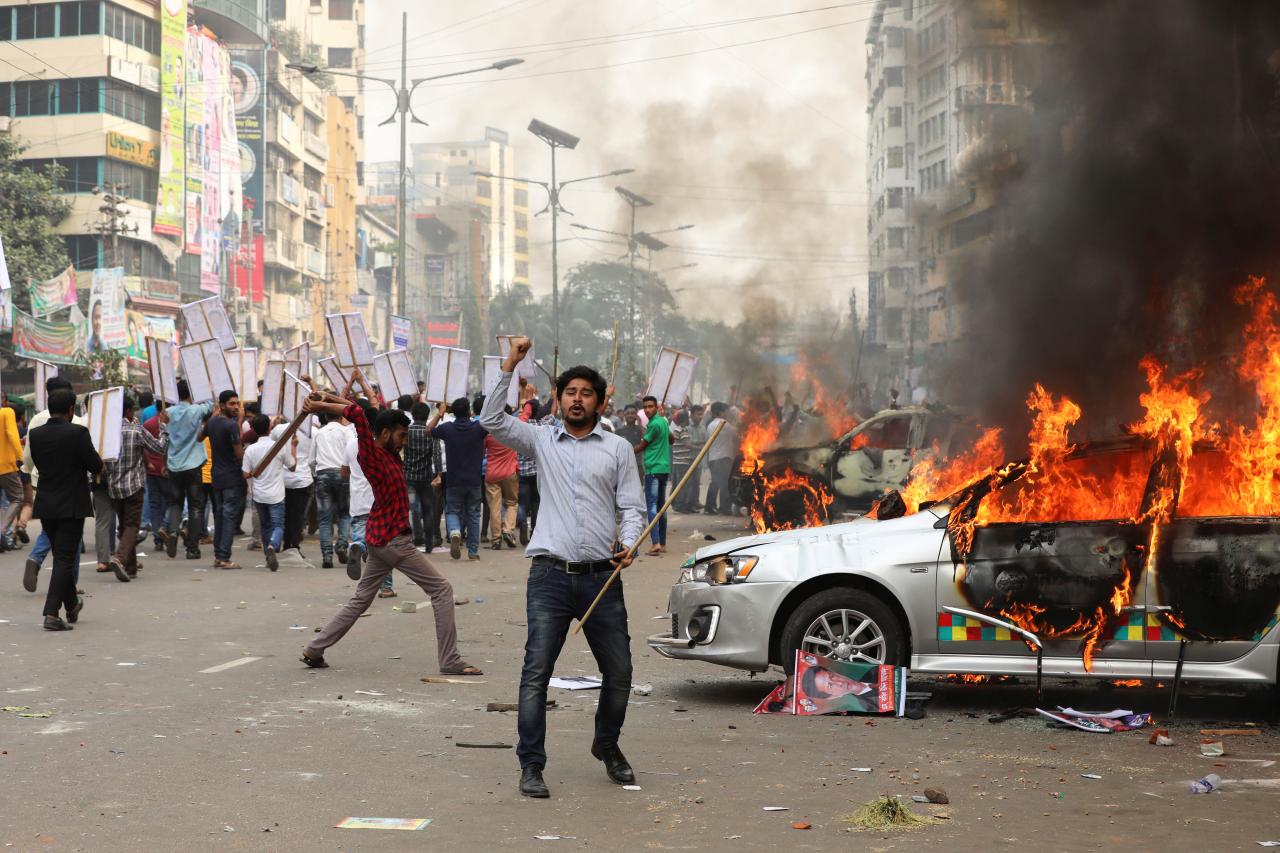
887,266,913,289
514,187,528,207
35,4,56,37
885,308,904,342
103,2,158,53
22,156,99,193
887,146,904,169
14,7,36,40
267,0,287,18
515,260,528,279
887,106,902,127
58,1,99,37
116,236,172,279
327,47,354,68
884,66,904,87
329,0,355,19
887,187,903,208
476,178,490,198
886,26,904,48
104,157,156,201
888,228,906,249
103,80,160,128
514,211,527,230
515,236,528,254
65,235,99,271
58,78,99,114
11,80,55,117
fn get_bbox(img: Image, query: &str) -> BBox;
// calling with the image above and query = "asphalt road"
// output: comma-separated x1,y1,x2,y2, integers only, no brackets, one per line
2,511,1279,851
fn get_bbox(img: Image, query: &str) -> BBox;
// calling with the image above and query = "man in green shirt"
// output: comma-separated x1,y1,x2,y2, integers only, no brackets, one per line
634,396,672,555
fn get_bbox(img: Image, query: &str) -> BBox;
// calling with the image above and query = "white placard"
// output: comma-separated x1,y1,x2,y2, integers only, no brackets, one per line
317,356,352,392
484,356,520,409
0,229,10,291
179,339,236,405
283,370,312,436
373,350,418,401
496,335,538,380
284,342,310,376
226,348,259,402
326,313,375,368
180,296,237,350
260,359,300,417
145,337,179,405
33,360,58,412
425,346,470,404
85,386,125,461
644,346,698,408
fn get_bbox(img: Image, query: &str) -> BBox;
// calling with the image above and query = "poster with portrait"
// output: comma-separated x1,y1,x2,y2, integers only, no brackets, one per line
260,358,300,418
179,339,235,404
86,268,129,356
282,370,312,436
644,346,697,408
425,346,470,405
230,48,264,236
483,356,519,409
146,336,180,405
791,651,904,716
317,355,353,393
284,342,310,376
154,0,187,237
373,350,417,402
85,387,125,461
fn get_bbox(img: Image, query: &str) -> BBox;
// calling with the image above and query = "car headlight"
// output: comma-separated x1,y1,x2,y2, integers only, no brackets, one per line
677,554,759,585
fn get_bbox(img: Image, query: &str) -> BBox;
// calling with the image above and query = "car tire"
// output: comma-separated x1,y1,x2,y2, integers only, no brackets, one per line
778,587,907,674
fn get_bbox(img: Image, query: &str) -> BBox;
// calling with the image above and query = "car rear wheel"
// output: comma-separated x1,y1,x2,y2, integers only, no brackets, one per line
779,588,907,673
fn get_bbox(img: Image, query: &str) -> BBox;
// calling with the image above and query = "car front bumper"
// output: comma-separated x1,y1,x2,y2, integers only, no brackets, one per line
646,580,790,672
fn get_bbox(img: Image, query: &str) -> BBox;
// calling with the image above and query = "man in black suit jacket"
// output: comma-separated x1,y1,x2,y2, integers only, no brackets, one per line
29,388,103,631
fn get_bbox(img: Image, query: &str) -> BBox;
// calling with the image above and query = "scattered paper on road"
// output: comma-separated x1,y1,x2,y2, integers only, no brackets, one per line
335,817,431,831
550,676,603,690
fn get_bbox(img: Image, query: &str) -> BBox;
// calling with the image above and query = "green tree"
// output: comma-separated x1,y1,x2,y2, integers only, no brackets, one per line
0,133,72,314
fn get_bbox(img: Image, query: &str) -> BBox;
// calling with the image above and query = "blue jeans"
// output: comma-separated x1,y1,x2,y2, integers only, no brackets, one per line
213,484,246,561
30,528,82,582
314,469,350,559
255,501,284,553
146,475,168,546
444,484,483,556
517,557,632,770
644,473,669,546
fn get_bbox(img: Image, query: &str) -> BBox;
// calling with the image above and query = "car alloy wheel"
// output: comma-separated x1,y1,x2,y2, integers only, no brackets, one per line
800,608,887,665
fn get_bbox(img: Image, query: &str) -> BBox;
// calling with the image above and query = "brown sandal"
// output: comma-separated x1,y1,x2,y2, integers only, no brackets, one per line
441,664,484,676
378,589,397,598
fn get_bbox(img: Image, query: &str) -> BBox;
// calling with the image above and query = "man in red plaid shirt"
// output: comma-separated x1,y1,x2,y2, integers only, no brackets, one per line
300,391,481,676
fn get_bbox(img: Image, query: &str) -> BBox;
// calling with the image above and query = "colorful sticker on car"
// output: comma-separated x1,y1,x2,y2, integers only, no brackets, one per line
937,612,1014,642
1109,612,1178,641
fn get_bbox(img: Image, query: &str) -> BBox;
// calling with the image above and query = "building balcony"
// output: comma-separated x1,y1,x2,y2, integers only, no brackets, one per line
275,171,303,212
304,130,329,160
955,82,1031,109
263,229,301,271
304,244,325,276
304,189,325,222
267,51,302,104
191,0,268,47
954,110,1032,182
266,109,303,158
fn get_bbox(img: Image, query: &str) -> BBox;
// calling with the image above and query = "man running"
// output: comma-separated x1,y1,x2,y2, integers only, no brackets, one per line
479,337,645,800
300,389,481,677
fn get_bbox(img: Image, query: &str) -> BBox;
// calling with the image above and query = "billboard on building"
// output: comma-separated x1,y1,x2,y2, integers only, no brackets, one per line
218,48,241,256
184,28,204,255
154,0,187,237
231,49,265,237
199,34,221,293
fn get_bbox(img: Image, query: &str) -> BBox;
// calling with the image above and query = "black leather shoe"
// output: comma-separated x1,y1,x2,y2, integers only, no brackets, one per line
23,558,39,593
520,766,549,798
590,740,635,785
66,596,83,624
43,615,72,631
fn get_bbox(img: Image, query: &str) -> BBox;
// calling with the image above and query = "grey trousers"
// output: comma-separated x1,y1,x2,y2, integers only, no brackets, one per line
93,484,116,565
307,534,465,672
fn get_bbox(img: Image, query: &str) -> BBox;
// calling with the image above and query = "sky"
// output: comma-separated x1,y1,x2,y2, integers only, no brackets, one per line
356,0,870,325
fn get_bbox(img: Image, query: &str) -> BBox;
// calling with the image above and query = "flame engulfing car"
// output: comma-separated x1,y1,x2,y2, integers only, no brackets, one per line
649,436,1280,684
731,406,977,532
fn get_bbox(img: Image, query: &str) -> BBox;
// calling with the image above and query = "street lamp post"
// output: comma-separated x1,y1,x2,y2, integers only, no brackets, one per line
289,18,521,328
473,141,631,367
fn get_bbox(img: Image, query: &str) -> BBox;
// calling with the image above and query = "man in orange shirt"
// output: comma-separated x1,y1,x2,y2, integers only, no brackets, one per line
0,403,24,548
483,430,519,550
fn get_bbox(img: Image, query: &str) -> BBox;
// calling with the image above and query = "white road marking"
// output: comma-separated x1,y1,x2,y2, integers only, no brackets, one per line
200,656,263,674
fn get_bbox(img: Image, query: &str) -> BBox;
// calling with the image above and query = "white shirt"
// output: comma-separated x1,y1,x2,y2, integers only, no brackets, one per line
345,429,373,516
312,420,350,471
284,427,313,489
706,417,738,462
242,427,295,505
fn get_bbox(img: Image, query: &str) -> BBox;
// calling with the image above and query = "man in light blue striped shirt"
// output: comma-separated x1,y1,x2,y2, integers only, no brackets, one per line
480,337,645,800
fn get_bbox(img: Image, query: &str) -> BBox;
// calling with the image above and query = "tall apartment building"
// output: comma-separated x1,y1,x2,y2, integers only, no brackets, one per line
863,0,1047,402
264,0,364,194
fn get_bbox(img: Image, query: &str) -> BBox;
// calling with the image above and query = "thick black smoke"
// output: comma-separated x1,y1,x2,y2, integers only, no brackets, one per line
956,0,1280,437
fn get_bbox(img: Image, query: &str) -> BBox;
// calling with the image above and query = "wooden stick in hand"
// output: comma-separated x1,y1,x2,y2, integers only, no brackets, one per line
574,420,727,634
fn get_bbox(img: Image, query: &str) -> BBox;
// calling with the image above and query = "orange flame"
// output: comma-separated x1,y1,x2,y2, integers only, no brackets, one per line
1109,679,1143,688
749,468,834,534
